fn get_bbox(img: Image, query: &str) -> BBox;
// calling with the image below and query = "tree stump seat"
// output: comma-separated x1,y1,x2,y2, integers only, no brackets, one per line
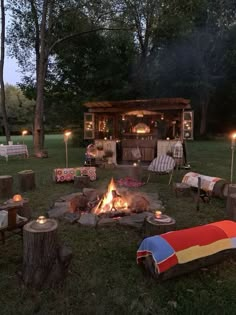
18,170,36,192
0,175,13,199
21,219,72,289
74,175,90,188
173,182,191,197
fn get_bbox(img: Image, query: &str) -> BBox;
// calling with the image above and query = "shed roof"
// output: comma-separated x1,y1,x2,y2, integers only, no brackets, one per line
84,98,191,113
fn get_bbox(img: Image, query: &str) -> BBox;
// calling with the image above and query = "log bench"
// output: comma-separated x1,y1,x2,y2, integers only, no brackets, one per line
137,220,236,280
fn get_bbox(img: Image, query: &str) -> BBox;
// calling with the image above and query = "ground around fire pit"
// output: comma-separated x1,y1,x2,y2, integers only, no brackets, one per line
47,188,164,229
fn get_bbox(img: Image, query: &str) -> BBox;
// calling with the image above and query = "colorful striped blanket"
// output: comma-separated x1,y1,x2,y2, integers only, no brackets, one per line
137,220,236,274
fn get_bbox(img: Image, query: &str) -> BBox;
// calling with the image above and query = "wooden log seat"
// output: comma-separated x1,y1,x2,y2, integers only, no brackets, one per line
182,172,227,198
18,170,36,192
0,175,13,199
137,220,236,280
173,182,191,197
53,167,96,182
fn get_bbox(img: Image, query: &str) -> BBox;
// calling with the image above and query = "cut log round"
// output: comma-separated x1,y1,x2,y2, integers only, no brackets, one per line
143,215,176,237
226,193,236,221
0,175,13,199
173,183,191,197
18,170,36,192
74,175,90,189
21,219,72,289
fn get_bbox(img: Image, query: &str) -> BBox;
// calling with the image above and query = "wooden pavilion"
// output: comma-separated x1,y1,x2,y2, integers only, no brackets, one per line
83,98,193,164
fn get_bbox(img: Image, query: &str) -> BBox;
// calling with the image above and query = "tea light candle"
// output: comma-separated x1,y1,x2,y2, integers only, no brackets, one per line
155,210,162,219
36,216,47,224
13,194,23,202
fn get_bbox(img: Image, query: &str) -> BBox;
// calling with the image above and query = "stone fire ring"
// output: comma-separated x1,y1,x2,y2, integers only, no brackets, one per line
47,188,165,229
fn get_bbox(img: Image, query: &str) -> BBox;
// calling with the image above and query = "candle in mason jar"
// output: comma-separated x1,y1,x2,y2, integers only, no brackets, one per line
155,211,162,219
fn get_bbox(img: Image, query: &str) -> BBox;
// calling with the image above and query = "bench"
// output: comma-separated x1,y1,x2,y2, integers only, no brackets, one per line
0,205,28,244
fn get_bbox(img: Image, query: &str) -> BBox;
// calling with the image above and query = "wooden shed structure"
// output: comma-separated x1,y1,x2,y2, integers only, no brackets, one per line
83,98,193,164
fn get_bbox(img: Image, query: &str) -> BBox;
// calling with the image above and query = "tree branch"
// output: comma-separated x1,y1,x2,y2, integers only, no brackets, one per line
48,27,132,53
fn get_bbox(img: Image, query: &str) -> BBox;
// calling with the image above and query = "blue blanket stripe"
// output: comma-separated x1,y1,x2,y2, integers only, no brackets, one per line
138,235,175,263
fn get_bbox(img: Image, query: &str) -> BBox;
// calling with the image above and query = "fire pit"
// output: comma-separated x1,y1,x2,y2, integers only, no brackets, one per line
48,178,164,228
92,178,150,218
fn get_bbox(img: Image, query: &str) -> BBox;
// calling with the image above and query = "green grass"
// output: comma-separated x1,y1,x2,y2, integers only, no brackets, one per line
0,135,236,315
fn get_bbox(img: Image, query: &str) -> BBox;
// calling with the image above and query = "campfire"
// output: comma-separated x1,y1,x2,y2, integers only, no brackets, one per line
92,178,150,217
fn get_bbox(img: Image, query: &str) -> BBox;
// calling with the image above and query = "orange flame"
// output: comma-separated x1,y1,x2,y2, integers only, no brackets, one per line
93,178,129,214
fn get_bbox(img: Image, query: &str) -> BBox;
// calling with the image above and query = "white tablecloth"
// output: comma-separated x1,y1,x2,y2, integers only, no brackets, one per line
0,144,29,161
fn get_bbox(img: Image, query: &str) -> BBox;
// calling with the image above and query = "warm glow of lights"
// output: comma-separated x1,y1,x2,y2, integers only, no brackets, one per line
133,162,137,167
22,130,28,136
36,216,47,224
155,210,162,219
64,131,72,137
13,194,23,202
232,133,236,139
93,178,129,214
161,114,164,120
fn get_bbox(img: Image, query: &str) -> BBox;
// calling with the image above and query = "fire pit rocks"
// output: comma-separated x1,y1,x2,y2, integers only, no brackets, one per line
48,179,164,228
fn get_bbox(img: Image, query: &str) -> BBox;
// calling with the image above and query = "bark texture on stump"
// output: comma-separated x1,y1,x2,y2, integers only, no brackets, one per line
21,219,72,289
74,175,90,189
18,170,36,192
143,215,176,237
226,193,236,221
0,175,13,199
173,183,191,197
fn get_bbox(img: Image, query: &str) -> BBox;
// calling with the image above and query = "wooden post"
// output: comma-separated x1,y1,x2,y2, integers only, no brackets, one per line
18,170,36,192
0,175,13,199
21,219,72,289
196,177,201,211
226,193,236,221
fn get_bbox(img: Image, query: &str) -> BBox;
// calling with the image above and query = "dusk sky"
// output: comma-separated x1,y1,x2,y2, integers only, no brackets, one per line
4,57,22,85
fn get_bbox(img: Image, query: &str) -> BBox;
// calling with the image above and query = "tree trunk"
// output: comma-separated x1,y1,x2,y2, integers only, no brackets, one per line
21,219,72,289
33,0,49,156
200,99,209,136
0,0,10,143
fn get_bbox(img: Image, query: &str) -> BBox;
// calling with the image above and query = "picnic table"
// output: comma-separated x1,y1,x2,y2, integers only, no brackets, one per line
0,144,29,162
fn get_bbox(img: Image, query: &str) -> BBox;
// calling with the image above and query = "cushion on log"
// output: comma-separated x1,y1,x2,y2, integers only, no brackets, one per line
137,220,236,280
54,167,96,182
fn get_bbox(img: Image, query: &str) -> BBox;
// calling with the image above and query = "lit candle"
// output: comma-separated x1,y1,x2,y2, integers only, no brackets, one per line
166,137,170,141
104,137,107,140
36,216,47,224
133,162,137,167
13,194,23,202
155,211,162,219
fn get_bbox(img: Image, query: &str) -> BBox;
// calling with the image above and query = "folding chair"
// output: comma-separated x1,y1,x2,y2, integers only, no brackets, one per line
146,154,175,185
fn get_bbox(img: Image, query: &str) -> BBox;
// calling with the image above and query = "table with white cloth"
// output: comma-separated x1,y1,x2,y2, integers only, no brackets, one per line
0,144,29,161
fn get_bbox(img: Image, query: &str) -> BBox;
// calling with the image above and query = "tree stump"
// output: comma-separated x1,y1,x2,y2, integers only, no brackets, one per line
143,215,176,237
0,175,13,199
21,219,72,289
226,193,236,221
18,170,36,192
173,183,191,197
74,175,90,189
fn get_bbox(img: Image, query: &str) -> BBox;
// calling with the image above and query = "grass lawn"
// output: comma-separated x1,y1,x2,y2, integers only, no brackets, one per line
0,135,236,315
